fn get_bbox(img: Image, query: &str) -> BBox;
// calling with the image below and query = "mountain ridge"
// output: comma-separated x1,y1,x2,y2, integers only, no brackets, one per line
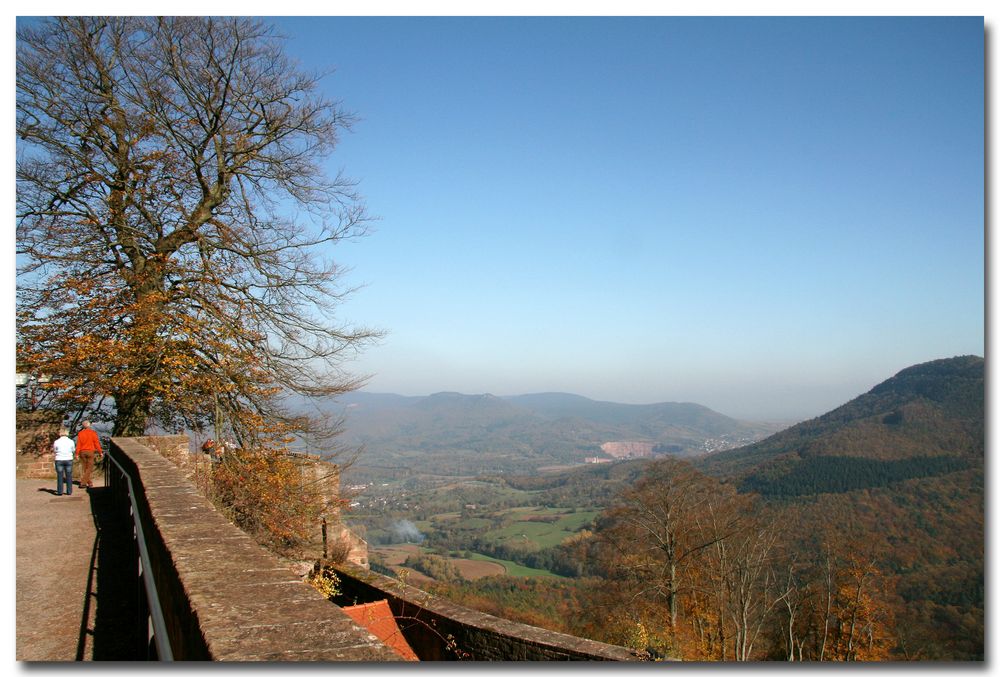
696,355,984,483
515,355,983,658
328,389,780,475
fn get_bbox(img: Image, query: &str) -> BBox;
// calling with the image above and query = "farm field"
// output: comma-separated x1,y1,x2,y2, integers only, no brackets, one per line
349,473,612,583
371,543,509,581
373,543,423,566
452,558,506,579
491,507,598,544
464,553,564,579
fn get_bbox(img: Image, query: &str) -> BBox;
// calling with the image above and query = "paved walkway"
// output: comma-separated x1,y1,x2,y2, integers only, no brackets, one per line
16,474,137,661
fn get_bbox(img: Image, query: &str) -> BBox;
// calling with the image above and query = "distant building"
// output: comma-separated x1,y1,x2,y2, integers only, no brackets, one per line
584,456,613,464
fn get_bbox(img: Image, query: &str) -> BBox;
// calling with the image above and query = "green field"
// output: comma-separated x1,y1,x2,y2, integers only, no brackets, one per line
483,508,599,549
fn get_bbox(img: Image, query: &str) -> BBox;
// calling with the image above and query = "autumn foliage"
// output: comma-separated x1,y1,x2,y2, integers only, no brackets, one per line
206,447,325,557
16,17,377,443
580,458,898,661
16,17,378,563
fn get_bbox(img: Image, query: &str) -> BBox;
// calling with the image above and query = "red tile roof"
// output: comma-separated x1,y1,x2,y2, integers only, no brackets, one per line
342,600,419,661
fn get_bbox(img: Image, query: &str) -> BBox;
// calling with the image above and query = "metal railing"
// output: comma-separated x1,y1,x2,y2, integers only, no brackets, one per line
103,449,174,661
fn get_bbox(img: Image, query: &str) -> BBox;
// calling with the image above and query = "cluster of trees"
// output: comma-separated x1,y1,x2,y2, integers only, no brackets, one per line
396,523,583,578
574,459,899,661
458,538,584,578
205,448,342,557
423,577,587,633
399,459,904,661
499,461,650,509
363,524,426,547
739,454,971,497
401,553,466,584
771,466,984,660
357,430,982,660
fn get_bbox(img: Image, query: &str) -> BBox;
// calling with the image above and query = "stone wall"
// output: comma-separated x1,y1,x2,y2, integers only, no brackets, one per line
134,435,191,468
287,452,368,565
109,435,651,662
108,437,400,661
15,411,63,479
331,562,649,661
149,441,369,567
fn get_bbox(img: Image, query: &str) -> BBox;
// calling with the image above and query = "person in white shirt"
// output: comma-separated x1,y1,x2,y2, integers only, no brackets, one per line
52,428,76,496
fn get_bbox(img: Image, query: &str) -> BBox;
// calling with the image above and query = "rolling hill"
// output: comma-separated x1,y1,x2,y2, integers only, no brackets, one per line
327,390,779,477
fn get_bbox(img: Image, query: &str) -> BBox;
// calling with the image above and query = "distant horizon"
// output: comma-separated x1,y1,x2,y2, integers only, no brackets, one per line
344,387,807,423
261,16,983,424
8,15,985,426
339,352,984,422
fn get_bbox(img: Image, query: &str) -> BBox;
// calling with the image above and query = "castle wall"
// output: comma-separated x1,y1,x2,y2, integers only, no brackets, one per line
107,436,399,661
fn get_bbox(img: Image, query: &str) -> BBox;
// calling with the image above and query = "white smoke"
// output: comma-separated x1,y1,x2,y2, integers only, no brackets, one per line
391,519,425,543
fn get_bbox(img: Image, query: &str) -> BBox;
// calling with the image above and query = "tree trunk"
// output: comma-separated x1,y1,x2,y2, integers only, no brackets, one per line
668,562,678,629
110,268,166,437
113,391,152,436
787,612,796,661
819,557,833,661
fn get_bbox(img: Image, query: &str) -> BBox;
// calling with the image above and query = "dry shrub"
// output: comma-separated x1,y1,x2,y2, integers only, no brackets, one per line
209,446,324,557
308,566,341,599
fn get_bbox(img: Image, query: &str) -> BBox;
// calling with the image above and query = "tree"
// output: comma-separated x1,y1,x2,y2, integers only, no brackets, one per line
823,552,896,661
774,556,812,661
687,494,780,661
595,459,739,636
763,536,897,662
591,460,796,660
719,522,785,661
16,17,377,445
208,446,330,557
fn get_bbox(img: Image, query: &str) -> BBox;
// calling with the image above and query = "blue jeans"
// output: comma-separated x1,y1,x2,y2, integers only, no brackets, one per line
55,460,73,495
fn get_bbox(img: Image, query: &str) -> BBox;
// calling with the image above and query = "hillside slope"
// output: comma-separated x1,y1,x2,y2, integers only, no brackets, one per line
697,355,984,659
697,355,983,492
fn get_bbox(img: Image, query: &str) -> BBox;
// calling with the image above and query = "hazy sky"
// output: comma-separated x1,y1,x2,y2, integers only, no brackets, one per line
274,17,982,419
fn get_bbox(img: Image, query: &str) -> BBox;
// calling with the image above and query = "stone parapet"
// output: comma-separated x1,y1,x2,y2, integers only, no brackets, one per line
108,437,400,662
133,435,191,468
17,453,57,480
332,562,650,661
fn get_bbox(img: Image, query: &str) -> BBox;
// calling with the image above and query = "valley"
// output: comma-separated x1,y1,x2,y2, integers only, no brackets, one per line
343,463,642,579
333,356,984,660
329,390,780,482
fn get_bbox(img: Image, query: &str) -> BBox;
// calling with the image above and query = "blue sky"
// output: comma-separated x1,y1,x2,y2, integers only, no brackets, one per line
262,16,984,420
9,14,981,422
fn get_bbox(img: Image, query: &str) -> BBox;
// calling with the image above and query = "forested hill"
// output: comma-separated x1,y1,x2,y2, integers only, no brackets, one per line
695,355,984,658
696,355,984,491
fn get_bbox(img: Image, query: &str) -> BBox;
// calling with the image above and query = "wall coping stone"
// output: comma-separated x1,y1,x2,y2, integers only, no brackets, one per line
333,561,651,661
111,436,400,662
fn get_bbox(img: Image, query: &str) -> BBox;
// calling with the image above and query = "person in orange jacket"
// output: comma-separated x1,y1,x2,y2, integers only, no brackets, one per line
75,420,103,489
